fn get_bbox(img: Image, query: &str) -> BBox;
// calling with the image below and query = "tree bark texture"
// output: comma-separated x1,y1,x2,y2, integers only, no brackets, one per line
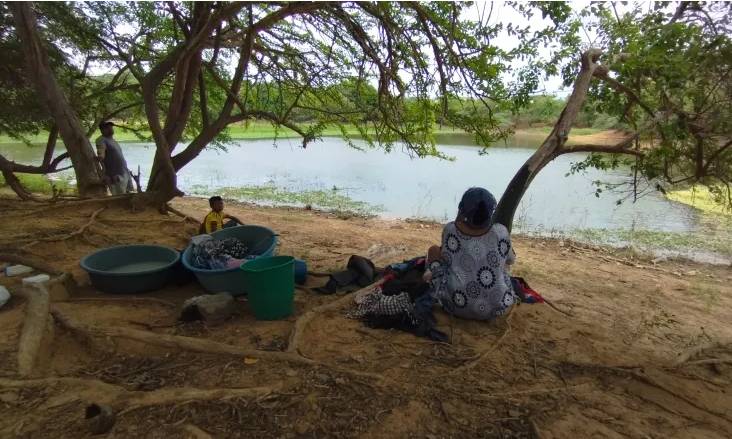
10,2,106,197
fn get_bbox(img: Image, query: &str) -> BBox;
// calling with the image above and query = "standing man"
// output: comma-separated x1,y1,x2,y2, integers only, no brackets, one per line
95,121,132,195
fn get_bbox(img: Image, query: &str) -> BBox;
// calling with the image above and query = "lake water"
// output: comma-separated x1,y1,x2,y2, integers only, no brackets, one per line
4,136,729,262
2,136,699,231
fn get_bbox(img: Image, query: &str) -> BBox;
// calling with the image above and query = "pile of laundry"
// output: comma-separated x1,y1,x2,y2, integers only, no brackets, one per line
190,235,254,270
340,256,548,343
347,256,449,342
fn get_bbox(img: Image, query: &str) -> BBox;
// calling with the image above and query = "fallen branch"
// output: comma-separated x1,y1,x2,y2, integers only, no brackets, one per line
16,285,53,376
542,298,573,317
22,207,105,248
288,283,378,355
451,306,515,374
166,204,200,225
0,253,62,276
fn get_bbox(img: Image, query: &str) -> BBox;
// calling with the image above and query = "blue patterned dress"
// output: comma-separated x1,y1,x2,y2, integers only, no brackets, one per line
430,222,516,320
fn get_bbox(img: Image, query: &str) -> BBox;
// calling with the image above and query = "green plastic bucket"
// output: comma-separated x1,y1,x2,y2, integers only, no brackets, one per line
240,256,295,320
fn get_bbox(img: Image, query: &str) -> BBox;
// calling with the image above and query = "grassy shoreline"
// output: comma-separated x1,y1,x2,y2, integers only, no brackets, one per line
0,124,605,146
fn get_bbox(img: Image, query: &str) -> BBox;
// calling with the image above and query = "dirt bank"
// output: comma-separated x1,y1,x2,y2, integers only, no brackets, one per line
0,196,731,438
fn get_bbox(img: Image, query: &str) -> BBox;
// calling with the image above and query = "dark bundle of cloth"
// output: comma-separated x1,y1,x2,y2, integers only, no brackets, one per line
315,255,378,295
354,257,448,343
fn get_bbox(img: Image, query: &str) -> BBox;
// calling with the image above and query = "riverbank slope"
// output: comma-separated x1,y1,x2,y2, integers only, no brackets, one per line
0,196,730,438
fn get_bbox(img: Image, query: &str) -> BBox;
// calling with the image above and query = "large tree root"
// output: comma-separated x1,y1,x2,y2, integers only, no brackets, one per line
287,284,377,356
560,361,732,424
674,341,732,366
0,253,62,276
166,204,201,225
51,308,386,383
65,296,177,308
451,306,515,375
0,376,278,413
16,285,53,376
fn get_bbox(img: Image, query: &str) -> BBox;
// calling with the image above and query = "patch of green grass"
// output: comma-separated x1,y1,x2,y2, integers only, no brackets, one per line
667,185,731,217
0,173,75,195
572,228,732,259
189,183,383,217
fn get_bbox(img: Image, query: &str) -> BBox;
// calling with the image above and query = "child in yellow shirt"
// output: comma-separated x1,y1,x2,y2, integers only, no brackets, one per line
200,196,243,234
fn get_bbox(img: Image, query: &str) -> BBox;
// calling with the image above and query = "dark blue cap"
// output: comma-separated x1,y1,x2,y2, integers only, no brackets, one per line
458,187,496,228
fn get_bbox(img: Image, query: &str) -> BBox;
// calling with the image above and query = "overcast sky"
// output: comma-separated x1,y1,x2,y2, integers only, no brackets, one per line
466,1,594,96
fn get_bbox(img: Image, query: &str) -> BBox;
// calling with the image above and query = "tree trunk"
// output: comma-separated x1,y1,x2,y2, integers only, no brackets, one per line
11,2,106,197
492,49,605,231
1,169,35,201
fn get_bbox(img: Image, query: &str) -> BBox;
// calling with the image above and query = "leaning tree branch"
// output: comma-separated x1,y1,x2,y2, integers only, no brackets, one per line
492,48,605,231
703,139,732,173
564,133,643,157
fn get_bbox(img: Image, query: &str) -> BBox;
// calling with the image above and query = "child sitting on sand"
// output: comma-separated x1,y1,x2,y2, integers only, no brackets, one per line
200,196,243,234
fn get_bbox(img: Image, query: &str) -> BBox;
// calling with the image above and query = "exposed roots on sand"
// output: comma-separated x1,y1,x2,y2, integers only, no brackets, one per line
560,361,732,425
21,207,105,250
0,376,278,413
451,306,515,374
0,252,63,276
50,308,387,384
288,284,376,356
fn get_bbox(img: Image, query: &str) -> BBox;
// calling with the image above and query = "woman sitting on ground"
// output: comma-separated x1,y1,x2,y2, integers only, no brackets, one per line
425,187,517,320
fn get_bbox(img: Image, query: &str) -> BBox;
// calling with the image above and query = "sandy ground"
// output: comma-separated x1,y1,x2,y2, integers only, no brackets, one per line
0,195,731,438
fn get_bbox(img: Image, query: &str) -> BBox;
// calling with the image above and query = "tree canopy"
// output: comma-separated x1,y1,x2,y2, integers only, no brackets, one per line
0,1,729,217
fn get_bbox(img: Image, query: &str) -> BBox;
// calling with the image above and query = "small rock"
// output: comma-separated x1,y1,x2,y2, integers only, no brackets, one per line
85,403,116,435
508,408,521,417
180,292,236,323
4,265,33,277
686,270,698,276
22,274,50,287
0,286,10,310
334,377,347,385
285,369,298,377
315,373,330,383
558,240,565,247
294,421,310,435
0,391,19,403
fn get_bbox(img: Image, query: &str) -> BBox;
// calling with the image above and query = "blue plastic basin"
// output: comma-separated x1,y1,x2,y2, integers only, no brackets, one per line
80,245,180,294
181,225,278,295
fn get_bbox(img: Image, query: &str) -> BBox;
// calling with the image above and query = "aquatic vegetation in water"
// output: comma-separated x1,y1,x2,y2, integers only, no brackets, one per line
189,183,383,217
571,228,732,260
